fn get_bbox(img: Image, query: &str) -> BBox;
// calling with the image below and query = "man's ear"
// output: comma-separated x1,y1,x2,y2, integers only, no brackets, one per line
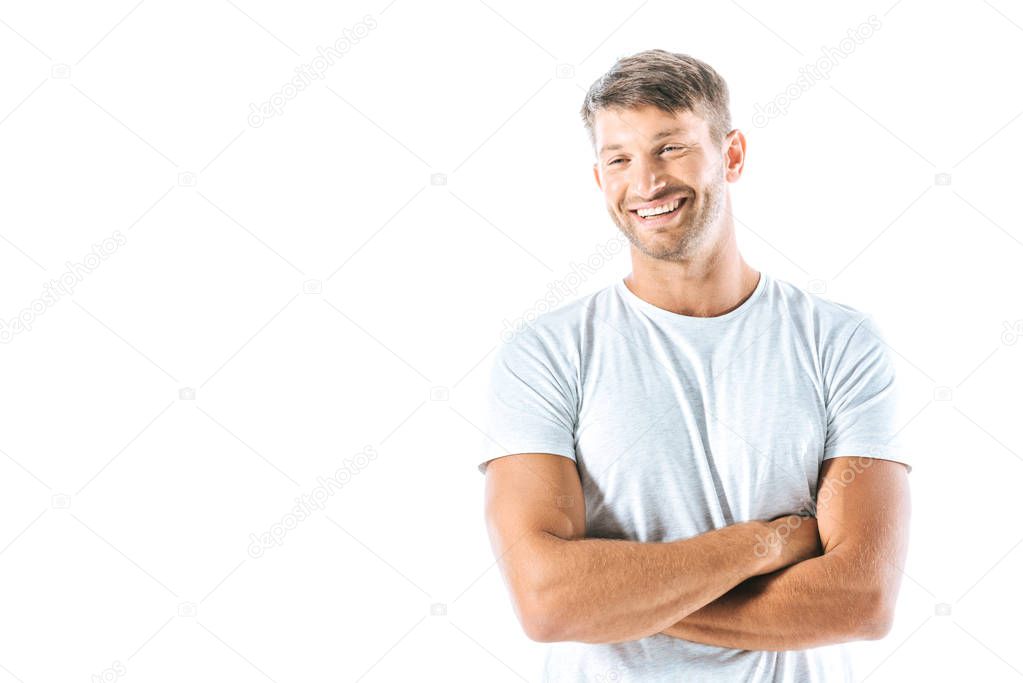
592,163,602,191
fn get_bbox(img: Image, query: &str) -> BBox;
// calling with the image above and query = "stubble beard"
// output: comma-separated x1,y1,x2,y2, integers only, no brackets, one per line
609,170,727,263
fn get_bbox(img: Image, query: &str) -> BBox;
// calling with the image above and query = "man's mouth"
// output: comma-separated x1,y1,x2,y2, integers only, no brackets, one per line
630,197,686,224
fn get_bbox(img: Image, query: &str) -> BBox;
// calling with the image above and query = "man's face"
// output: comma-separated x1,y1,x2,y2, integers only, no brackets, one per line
592,105,731,262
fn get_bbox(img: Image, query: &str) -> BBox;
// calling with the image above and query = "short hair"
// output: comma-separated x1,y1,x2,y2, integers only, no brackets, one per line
580,49,732,151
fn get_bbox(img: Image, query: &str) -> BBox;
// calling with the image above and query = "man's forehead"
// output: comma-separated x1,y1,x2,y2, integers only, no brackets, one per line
594,107,705,153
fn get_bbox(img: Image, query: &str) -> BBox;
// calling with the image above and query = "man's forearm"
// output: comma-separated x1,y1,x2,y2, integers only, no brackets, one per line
659,549,884,650
660,457,913,651
524,516,816,644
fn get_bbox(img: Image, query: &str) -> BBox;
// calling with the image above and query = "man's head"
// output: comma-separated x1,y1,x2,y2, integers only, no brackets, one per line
581,50,744,264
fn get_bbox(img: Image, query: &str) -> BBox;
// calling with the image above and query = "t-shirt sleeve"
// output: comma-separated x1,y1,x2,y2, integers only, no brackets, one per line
477,327,578,475
822,314,913,473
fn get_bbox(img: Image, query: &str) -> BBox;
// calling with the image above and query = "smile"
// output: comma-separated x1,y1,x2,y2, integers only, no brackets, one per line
630,197,686,224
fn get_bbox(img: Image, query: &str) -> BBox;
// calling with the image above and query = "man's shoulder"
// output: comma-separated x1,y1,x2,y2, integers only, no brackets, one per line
499,282,614,348
769,273,873,339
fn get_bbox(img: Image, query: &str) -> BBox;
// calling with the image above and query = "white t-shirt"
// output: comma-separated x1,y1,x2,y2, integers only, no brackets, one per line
478,270,912,682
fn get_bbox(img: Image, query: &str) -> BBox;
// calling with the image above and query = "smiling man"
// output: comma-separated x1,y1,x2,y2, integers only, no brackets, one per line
478,50,912,681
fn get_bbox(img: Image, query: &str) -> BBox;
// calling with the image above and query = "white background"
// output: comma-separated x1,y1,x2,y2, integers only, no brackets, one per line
1,0,1021,681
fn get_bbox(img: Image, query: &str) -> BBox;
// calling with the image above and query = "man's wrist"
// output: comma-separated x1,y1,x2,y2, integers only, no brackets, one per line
721,519,786,575
769,514,821,566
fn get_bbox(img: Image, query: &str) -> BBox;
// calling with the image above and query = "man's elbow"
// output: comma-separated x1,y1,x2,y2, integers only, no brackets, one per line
807,591,894,648
517,591,564,643
520,598,642,645
518,586,613,644
506,558,567,642
857,589,897,641
524,618,560,643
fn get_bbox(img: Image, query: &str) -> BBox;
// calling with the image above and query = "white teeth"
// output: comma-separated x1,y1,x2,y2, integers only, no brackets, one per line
636,198,681,217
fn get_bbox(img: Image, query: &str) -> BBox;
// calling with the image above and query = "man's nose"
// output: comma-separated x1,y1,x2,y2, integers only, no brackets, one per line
631,157,667,199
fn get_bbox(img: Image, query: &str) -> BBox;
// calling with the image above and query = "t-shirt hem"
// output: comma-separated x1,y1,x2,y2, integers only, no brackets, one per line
822,447,912,474
478,448,577,474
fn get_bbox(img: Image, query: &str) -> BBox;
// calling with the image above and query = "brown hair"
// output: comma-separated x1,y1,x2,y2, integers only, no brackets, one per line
580,49,732,151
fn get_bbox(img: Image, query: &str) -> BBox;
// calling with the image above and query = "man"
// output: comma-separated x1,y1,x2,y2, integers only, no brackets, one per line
478,49,912,681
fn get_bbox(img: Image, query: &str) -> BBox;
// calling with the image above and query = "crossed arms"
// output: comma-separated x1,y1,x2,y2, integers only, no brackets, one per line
482,453,910,650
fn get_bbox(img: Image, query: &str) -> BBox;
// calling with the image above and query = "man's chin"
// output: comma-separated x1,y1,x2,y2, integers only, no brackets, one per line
625,222,707,260
620,233,685,261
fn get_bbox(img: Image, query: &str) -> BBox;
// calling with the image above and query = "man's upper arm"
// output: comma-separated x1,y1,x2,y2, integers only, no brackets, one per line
821,314,914,473
816,455,911,636
477,326,579,475
483,453,585,639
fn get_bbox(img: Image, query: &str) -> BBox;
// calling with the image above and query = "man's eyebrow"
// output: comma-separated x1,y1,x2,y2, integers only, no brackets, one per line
598,128,691,155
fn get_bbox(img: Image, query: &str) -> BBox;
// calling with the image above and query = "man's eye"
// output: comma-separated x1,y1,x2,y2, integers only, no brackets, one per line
608,158,624,165
662,146,683,152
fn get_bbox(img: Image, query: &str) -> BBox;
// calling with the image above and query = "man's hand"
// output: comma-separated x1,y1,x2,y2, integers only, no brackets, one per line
759,514,822,570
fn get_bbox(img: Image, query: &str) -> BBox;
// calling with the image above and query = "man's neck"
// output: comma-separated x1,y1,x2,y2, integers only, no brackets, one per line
624,251,760,318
